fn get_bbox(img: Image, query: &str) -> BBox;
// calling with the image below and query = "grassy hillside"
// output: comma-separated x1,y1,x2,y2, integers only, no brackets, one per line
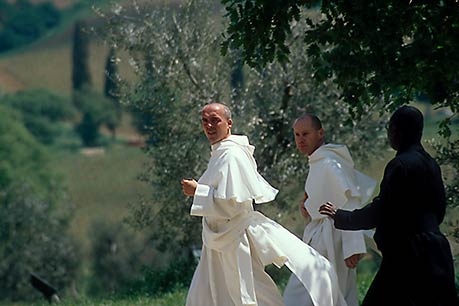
51,141,151,256
0,40,134,95
0,26,133,95
0,0,180,95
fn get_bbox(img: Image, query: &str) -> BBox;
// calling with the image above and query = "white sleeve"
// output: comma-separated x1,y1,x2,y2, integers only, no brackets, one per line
304,198,324,220
304,160,349,220
190,183,215,216
190,183,243,218
340,197,367,259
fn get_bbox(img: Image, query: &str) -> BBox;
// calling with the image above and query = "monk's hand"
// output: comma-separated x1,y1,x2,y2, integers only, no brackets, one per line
181,178,197,197
318,202,337,219
344,253,364,269
299,199,310,219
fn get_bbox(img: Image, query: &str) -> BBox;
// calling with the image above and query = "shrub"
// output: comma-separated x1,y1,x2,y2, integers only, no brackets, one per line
0,105,80,301
0,89,76,145
88,221,145,297
127,256,196,298
73,87,120,147
0,183,80,301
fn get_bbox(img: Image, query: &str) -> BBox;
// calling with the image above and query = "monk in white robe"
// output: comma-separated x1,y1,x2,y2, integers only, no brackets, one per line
284,114,376,306
182,103,346,306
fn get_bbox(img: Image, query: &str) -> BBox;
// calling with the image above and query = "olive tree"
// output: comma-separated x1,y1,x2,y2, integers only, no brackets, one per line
100,0,386,255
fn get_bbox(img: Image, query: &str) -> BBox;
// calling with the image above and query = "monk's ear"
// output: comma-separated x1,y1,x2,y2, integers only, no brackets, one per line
318,127,324,137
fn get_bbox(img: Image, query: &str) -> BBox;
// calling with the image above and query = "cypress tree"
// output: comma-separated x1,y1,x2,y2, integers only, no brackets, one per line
104,47,119,100
104,47,121,139
72,20,92,93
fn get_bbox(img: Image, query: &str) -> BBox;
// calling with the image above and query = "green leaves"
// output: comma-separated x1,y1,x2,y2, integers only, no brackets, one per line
0,184,79,301
221,0,303,68
0,108,79,300
221,0,459,121
0,0,61,52
0,89,75,145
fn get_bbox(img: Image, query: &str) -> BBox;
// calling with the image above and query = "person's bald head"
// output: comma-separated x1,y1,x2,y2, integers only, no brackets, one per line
201,103,232,120
293,114,322,130
293,114,325,156
200,102,232,144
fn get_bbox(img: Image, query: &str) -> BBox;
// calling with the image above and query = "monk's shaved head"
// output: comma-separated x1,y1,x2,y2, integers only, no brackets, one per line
201,102,232,120
200,102,232,144
293,114,322,130
293,113,325,156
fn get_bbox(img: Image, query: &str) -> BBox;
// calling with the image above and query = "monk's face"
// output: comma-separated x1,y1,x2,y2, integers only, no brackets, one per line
293,117,324,156
201,104,232,144
387,119,400,151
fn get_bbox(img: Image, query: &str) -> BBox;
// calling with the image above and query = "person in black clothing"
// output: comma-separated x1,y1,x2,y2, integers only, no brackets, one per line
319,105,458,306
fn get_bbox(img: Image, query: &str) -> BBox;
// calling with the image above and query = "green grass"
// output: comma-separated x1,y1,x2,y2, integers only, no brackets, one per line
10,288,187,306
0,40,131,95
356,253,380,304
11,268,377,305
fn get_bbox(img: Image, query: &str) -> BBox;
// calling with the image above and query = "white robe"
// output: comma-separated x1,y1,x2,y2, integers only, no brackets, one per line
186,135,346,306
283,144,376,306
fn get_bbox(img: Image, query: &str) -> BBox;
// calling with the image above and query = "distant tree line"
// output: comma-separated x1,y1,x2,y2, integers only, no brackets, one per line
0,0,61,52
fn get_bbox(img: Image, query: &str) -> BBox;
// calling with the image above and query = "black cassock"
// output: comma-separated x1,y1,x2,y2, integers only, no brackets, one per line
334,143,458,306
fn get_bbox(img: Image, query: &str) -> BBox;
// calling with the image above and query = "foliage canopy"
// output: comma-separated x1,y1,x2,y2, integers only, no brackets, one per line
0,0,60,52
0,89,76,145
221,0,459,127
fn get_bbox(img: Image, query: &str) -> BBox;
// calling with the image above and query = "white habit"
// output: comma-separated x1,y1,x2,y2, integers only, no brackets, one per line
186,135,346,306
283,144,376,306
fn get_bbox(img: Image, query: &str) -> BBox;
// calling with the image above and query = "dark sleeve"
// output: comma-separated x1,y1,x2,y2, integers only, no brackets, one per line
333,158,405,231
334,197,380,230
